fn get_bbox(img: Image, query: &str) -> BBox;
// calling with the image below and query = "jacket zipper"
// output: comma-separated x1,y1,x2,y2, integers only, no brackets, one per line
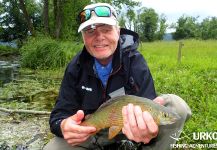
101,65,122,102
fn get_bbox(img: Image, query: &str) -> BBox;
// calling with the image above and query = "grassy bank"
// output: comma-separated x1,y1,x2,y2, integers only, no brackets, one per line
20,36,82,69
140,40,217,144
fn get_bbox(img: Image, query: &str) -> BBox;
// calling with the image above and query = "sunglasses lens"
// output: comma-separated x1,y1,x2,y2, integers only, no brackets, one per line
95,6,111,17
78,6,112,24
79,10,91,23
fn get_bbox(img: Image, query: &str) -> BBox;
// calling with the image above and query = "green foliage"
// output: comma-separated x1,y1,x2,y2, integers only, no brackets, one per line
140,40,217,144
201,17,217,40
0,68,63,110
0,0,42,41
0,0,26,40
125,9,135,30
118,15,126,28
173,16,200,40
20,36,83,69
0,2,4,13
0,45,18,55
173,15,201,40
155,14,168,40
59,0,90,40
173,16,217,40
137,8,159,42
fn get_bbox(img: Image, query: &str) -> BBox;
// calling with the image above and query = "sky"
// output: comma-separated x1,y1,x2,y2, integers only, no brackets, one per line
137,0,217,32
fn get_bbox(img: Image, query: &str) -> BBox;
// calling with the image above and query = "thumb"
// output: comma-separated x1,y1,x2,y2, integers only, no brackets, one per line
153,97,165,105
70,110,85,124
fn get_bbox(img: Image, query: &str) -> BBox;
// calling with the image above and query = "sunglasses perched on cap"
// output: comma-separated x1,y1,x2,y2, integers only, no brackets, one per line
77,6,117,24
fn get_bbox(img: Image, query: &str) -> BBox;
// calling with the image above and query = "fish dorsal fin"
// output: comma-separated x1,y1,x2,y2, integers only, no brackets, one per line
108,126,122,139
96,95,126,112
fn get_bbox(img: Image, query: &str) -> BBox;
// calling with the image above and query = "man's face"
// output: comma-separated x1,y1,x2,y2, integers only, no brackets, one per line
82,24,120,62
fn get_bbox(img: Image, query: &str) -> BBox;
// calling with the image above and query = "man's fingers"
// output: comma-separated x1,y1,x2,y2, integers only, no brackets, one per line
127,104,138,133
122,106,134,140
64,132,90,140
122,104,159,143
70,110,85,123
143,111,158,138
76,110,85,122
122,106,128,124
135,106,147,134
64,123,96,133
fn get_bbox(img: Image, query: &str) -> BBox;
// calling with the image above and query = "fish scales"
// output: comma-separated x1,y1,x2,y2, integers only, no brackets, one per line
80,95,180,139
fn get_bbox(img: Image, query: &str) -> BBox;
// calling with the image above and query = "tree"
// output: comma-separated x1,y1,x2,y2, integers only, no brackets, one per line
137,8,158,42
173,15,200,40
0,0,41,41
53,0,62,39
0,0,27,41
155,14,168,40
125,9,135,30
200,17,217,40
51,0,91,40
119,15,126,28
43,0,49,34
0,2,4,13
18,0,35,36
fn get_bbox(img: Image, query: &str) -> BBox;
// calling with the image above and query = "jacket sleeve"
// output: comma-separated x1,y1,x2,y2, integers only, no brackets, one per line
49,63,80,137
129,50,157,99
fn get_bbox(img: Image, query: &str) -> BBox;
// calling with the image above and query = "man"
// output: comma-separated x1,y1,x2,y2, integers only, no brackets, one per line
44,3,191,150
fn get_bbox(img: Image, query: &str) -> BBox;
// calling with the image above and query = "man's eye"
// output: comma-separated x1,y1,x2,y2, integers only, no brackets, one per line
86,29,95,34
101,27,112,33
101,29,109,33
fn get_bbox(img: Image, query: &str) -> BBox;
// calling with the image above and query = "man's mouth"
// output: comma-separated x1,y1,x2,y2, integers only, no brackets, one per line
94,45,108,48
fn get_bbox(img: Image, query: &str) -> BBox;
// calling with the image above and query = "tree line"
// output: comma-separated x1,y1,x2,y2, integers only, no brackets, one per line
0,0,217,43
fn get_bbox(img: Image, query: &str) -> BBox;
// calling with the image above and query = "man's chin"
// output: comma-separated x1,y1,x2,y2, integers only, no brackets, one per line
95,54,113,63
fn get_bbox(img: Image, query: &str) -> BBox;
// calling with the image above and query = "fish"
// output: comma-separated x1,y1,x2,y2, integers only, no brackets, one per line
80,95,180,139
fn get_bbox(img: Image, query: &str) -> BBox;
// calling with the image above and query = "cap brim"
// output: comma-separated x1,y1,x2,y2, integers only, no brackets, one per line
78,17,117,32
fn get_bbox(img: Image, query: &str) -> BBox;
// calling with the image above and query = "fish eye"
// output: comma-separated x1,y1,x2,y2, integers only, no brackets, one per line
163,113,168,117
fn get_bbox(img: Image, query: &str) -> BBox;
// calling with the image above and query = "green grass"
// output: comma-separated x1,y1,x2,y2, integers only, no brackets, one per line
20,36,83,69
0,45,19,55
139,40,217,145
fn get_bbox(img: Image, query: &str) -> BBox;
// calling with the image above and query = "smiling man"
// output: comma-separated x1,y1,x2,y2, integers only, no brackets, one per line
44,3,191,150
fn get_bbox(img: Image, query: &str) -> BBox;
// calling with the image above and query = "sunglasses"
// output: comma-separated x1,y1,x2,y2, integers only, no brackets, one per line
77,6,117,24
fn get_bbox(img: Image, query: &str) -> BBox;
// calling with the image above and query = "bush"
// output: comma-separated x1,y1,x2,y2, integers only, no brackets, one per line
0,45,19,55
20,36,83,69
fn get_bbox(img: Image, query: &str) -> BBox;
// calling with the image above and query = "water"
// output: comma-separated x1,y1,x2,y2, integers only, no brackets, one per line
0,41,18,48
0,61,20,84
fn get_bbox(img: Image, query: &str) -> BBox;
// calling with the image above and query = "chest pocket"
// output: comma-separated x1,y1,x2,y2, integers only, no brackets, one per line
76,79,103,113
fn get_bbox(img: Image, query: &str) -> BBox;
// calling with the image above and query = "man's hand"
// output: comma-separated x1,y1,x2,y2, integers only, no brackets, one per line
60,110,96,146
122,96,164,144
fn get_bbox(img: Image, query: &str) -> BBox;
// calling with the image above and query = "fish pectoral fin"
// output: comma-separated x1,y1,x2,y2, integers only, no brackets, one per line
108,126,122,139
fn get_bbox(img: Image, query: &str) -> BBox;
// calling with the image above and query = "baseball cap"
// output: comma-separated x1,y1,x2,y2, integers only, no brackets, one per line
77,3,118,32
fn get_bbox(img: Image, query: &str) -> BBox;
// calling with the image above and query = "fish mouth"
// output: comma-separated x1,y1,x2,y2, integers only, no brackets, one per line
170,113,182,124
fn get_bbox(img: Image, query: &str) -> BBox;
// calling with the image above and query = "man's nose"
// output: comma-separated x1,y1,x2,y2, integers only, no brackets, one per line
95,29,104,40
